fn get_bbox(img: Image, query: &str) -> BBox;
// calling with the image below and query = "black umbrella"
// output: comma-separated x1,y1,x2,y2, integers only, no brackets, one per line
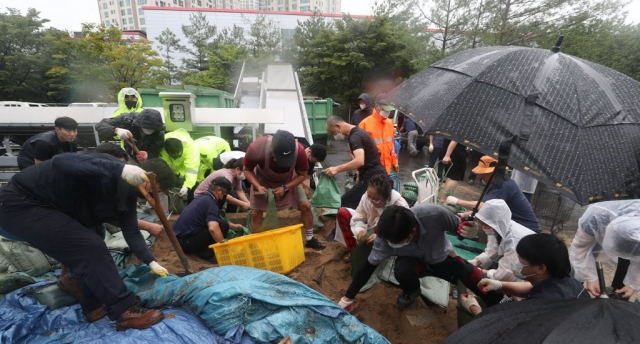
443,298,640,344
384,41,640,205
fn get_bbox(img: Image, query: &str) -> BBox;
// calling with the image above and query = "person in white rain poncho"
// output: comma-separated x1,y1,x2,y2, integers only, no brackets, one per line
468,199,536,282
570,200,640,299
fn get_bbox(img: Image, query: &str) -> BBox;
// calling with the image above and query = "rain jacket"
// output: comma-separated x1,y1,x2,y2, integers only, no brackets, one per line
160,128,200,189
570,200,640,291
95,109,165,161
350,189,409,237
474,199,536,282
194,136,231,182
351,93,374,126
112,88,143,117
358,108,398,174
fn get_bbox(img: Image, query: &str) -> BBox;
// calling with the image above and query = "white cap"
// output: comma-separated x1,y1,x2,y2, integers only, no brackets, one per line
602,216,640,261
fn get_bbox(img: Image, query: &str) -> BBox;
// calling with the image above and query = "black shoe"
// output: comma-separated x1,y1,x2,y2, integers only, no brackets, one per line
397,289,421,310
323,228,336,242
305,237,325,250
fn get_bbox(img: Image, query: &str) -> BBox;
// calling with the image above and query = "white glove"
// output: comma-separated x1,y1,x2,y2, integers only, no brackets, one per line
115,128,133,140
460,293,480,312
445,196,459,205
338,297,354,312
121,164,149,186
179,187,189,197
149,261,168,277
458,221,479,239
429,144,434,153
478,278,503,292
467,258,480,267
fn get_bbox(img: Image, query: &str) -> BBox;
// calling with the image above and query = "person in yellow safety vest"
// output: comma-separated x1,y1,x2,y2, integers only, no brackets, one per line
160,128,200,199
358,93,399,175
112,87,143,117
195,136,231,182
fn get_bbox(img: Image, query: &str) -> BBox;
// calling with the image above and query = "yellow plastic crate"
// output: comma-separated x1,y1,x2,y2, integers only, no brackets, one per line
209,224,305,274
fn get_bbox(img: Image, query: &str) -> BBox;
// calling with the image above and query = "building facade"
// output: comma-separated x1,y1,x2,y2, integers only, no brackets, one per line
98,0,340,31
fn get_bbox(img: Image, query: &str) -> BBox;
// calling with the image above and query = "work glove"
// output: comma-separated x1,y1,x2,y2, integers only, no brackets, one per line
136,150,148,163
149,261,168,277
121,164,149,186
460,293,480,313
338,297,354,312
393,165,400,173
478,278,502,293
457,220,478,239
114,128,133,140
429,144,434,153
179,187,189,198
445,196,459,205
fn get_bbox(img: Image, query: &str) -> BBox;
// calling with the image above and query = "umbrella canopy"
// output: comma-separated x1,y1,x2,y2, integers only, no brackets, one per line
444,298,640,344
384,46,640,205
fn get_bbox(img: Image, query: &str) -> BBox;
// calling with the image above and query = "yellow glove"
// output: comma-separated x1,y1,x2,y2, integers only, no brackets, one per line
149,261,168,277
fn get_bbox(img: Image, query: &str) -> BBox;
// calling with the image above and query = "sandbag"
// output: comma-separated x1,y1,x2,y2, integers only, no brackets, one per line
310,174,341,209
168,188,185,214
0,273,34,294
0,239,59,277
260,189,280,232
26,283,77,310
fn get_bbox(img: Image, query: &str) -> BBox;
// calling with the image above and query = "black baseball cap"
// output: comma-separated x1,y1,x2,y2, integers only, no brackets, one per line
211,177,233,193
271,130,296,168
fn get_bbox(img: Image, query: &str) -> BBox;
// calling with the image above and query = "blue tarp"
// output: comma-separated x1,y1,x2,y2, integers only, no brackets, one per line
0,266,390,344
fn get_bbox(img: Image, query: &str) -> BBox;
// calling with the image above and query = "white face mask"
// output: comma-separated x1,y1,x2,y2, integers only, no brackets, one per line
388,234,413,249
512,260,535,280
333,133,346,141
359,103,366,110
379,111,390,118
238,173,246,181
142,128,155,135
483,227,496,236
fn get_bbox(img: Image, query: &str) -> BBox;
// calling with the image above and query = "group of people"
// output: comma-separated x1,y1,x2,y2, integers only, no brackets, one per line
1,87,638,335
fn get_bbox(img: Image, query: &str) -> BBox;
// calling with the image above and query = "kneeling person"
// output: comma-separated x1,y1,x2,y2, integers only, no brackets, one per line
338,205,503,311
173,177,241,261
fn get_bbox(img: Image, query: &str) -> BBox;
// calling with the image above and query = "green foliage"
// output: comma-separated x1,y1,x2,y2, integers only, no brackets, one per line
156,28,185,85
181,12,217,72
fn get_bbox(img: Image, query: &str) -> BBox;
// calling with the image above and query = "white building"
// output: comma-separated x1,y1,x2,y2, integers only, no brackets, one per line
144,7,366,60
98,0,340,32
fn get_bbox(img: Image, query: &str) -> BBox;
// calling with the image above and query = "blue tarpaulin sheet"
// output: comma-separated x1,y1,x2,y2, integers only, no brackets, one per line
0,265,390,343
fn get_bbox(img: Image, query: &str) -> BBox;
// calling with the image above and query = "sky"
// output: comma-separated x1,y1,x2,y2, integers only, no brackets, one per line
2,0,639,32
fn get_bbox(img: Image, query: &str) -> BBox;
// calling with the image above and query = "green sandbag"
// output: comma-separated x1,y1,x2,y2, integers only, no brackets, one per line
250,189,280,233
351,228,375,278
0,273,35,294
310,174,341,209
228,226,252,239
26,284,78,310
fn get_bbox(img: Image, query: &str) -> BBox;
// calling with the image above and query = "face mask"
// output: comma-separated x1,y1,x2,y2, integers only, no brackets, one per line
512,260,535,280
359,104,366,110
483,227,496,236
142,128,155,135
125,100,137,109
388,234,412,249
379,111,390,118
333,133,345,141
238,173,246,181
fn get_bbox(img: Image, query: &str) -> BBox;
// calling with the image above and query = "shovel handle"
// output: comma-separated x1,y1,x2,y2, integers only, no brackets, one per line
126,138,141,156
138,173,192,275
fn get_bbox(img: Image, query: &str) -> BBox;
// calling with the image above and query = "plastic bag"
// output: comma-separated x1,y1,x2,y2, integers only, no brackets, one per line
310,174,341,209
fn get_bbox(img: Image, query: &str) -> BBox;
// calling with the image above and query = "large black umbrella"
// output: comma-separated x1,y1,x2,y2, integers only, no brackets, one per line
443,298,640,343
384,43,640,205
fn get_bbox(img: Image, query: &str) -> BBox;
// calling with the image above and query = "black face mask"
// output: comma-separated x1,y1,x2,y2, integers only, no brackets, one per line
125,100,137,109
218,194,228,207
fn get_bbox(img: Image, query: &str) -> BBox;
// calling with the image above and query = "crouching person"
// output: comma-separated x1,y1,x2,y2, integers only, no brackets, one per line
461,233,590,316
337,205,504,312
336,173,409,250
0,153,175,331
173,177,243,262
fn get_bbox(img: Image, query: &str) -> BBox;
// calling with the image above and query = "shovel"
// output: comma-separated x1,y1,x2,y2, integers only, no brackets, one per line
138,173,193,276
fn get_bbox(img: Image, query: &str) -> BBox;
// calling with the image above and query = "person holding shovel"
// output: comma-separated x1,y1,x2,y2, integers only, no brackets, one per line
0,153,175,331
243,130,323,250
96,108,165,163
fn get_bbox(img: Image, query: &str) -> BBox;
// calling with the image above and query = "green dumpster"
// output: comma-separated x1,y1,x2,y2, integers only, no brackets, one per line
304,98,333,145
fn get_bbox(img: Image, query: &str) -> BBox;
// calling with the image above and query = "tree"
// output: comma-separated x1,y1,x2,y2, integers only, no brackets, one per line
181,12,217,72
0,8,65,102
156,28,185,85
415,0,476,60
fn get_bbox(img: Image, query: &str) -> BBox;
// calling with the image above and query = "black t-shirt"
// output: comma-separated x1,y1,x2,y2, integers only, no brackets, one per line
34,140,74,162
348,127,382,175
